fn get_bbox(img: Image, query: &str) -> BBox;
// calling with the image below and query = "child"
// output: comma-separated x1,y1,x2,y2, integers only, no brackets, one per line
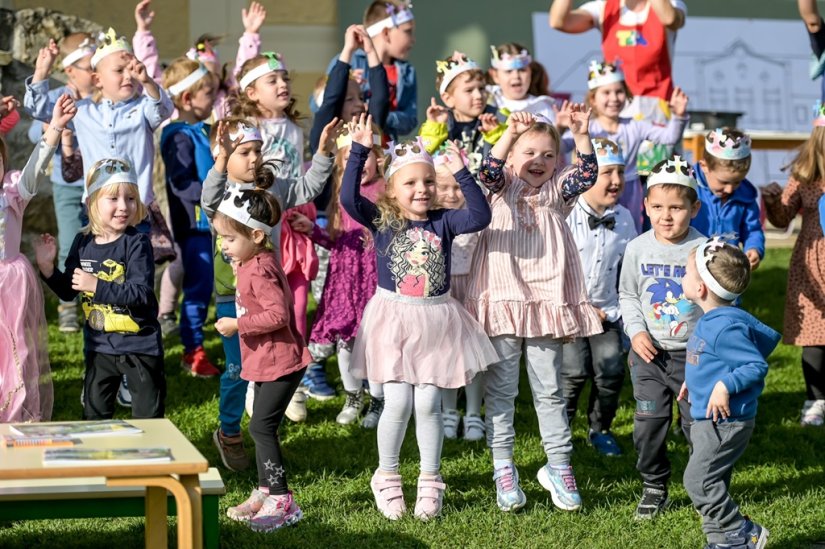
35,156,165,420
761,104,825,426
309,126,387,428
322,0,417,141
420,51,506,175
487,43,556,121
618,155,706,519
203,118,337,471
25,30,173,208
691,128,765,270
26,32,95,333
213,175,310,533
343,114,496,521
561,138,637,456
680,237,779,549
434,149,485,441
160,57,220,377
0,95,74,422
464,107,602,513
562,60,689,232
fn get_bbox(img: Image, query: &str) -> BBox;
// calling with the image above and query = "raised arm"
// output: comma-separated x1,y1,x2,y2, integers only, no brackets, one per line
441,142,491,235
230,2,266,85
281,119,338,208
549,0,598,33
650,0,686,30
385,65,418,137
37,233,82,302
133,0,162,82
308,30,354,153
761,179,802,229
24,40,60,122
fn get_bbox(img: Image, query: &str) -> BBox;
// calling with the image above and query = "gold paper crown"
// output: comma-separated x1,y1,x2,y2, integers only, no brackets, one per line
91,28,133,69
437,52,479,94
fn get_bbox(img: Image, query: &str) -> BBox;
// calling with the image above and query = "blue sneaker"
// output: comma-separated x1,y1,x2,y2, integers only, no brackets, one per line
704,518,769,549
537,464,582,511
493,463,526,512
589,429,621,456
299,363,336,400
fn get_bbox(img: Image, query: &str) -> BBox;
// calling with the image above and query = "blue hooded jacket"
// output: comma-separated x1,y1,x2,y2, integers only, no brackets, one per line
685,307,780,421
691,161,766,259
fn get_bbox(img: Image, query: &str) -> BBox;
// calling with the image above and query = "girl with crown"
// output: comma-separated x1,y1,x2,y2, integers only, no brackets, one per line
463,107,602,514
212,173,311,533
487,43,557,122
0,95,75,422
342,114,497,521
761,103,825,427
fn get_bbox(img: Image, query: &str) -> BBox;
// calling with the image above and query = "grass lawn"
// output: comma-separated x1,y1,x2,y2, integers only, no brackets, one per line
2,247,825,548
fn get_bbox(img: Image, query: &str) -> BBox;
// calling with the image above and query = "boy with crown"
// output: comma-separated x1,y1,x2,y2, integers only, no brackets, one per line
618,155,706,519
680,235,780,549
691,128,765,271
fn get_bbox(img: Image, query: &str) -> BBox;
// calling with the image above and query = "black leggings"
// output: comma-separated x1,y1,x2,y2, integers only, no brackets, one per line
802,346,825,401
249,368,306,495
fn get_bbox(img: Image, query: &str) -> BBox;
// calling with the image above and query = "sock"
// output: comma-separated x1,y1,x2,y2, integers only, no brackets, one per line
493,458,514,470
258,486,270,494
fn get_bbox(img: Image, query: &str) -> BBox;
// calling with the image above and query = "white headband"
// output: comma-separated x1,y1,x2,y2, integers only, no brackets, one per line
168,64,209,96
86,159,138,197
366,3,415,37
695,235,742,302
210,123,263,157
217,186,274,232
61,38,95,68
239,53,287,91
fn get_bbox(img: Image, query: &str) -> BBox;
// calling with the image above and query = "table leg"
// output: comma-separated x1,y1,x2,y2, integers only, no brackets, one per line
145,485,168,549
180,475,203,549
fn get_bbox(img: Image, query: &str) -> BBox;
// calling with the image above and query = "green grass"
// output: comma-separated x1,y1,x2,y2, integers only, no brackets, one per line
3,247,825,548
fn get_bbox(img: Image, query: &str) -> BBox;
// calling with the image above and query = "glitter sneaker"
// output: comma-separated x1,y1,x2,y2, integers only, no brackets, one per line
493,463,526,512
537,464,582,511
248,492,303,532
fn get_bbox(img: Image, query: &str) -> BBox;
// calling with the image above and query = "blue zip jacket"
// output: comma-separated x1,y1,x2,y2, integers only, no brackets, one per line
691,161,766,258
685,307,780,421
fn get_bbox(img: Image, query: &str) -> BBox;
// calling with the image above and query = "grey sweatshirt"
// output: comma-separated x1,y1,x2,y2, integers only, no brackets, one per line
618,227,707,351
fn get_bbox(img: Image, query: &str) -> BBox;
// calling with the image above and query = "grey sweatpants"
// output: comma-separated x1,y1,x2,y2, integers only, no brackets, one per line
683,419,754,544
377,382,443,474
485,335,572,465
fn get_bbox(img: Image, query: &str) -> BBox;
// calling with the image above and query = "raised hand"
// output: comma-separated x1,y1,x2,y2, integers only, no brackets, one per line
33,39,60,81
51,94,78,129
552,99,571,129
479,113,499,133
318,117,344,156
426,97,450,124
442,140,467,173
0,96,19,119
505,111,535,137
135,0,155,32
341,24,362,60
242,1,267,34
358,25,376,55
214,120,243,159
34,234,58,277
669,86,689,117
126,57,151,85
563,102,592,136
348,113,375,148
72,268,98,294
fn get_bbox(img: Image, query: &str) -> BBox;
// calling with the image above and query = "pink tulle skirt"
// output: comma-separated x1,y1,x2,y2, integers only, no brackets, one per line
350,288,498,389
0,256,52,422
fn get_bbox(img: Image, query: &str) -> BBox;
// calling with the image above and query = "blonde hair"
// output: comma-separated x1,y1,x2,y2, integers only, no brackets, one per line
83,158,147,235
232,56,301,122
788,126,825,185
515,121,561,152
328,139,386,240
373,163,435,232
691,244,751,302
586,81,634,114
163,57,218,110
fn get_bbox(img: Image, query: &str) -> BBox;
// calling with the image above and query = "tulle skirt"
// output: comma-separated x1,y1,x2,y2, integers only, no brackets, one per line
0,256,52,422
350,288,498,389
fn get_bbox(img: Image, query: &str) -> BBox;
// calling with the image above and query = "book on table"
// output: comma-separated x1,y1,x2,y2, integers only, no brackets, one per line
9,419,142,438
2,434,81,448
43,447,174,466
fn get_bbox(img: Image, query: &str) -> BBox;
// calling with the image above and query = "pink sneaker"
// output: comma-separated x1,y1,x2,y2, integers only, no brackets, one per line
414,475,446,521
226,489,268,522
370,470,406,520
249,492,303,532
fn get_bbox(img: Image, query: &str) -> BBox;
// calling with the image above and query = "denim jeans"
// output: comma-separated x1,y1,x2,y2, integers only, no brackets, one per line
216,300,246,436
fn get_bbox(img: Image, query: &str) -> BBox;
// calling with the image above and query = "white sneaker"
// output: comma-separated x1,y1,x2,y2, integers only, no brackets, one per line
245,382,255,418
801,399,825,426
336,390,364,425
443,409,460,439
463,414,485,441
116,375,132,408
285,391,308,423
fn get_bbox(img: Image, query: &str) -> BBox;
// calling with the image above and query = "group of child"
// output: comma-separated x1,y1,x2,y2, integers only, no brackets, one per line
0,0,823,546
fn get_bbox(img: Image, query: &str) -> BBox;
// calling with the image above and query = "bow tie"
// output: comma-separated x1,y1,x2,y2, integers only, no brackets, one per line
587,213,616,231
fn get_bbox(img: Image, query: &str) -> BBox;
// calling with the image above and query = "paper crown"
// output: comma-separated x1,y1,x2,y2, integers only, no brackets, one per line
168,63,210,97
437,51,480,95
210,122,263,157
704,128,752,160
217,186,274,233
647,155,698,190
86,158,138,197
91,28,133,69
186,40,219,65
587,60,624,90
366,1,415,37
695,234,742,301
335,126,382,150
384,137,434,180
490,46,532,71
592,138,625,167
240,52,287,91
814,102,825,127
61,38,95,69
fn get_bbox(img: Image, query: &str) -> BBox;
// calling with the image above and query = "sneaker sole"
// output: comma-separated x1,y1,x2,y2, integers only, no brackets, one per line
58,327,80,333
755,526,769,549
371,482,406,520
306,391,336,401
249,509,303,533
497,493,527,512
634,497,670,520
536,467,582,511
212,430,249,472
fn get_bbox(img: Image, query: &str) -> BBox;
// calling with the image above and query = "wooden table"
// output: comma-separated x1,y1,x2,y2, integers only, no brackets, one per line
0,419,209,549
683,129,810,162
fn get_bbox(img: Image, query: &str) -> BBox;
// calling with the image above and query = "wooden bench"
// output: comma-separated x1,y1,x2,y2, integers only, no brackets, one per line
0,467,224,549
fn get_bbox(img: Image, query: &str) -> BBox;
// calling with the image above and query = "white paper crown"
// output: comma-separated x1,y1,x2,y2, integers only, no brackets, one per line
592,138,625,167
168,63,210,97
61,38,95,69
367,1,415,37
240,52,288,91
210,122,263,157
384,137,433,180
437,52,480,95
695,234,742,301
335,126,381,150
91,28,133,69
490,46,532,71
814,102,825,127
86,158,138,197
647,155,698,190
217,185,274,232
186,40,219,65
587,60,624,90
704,128,752,160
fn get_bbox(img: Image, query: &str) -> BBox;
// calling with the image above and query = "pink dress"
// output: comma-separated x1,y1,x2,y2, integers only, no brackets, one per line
0,141,54,422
